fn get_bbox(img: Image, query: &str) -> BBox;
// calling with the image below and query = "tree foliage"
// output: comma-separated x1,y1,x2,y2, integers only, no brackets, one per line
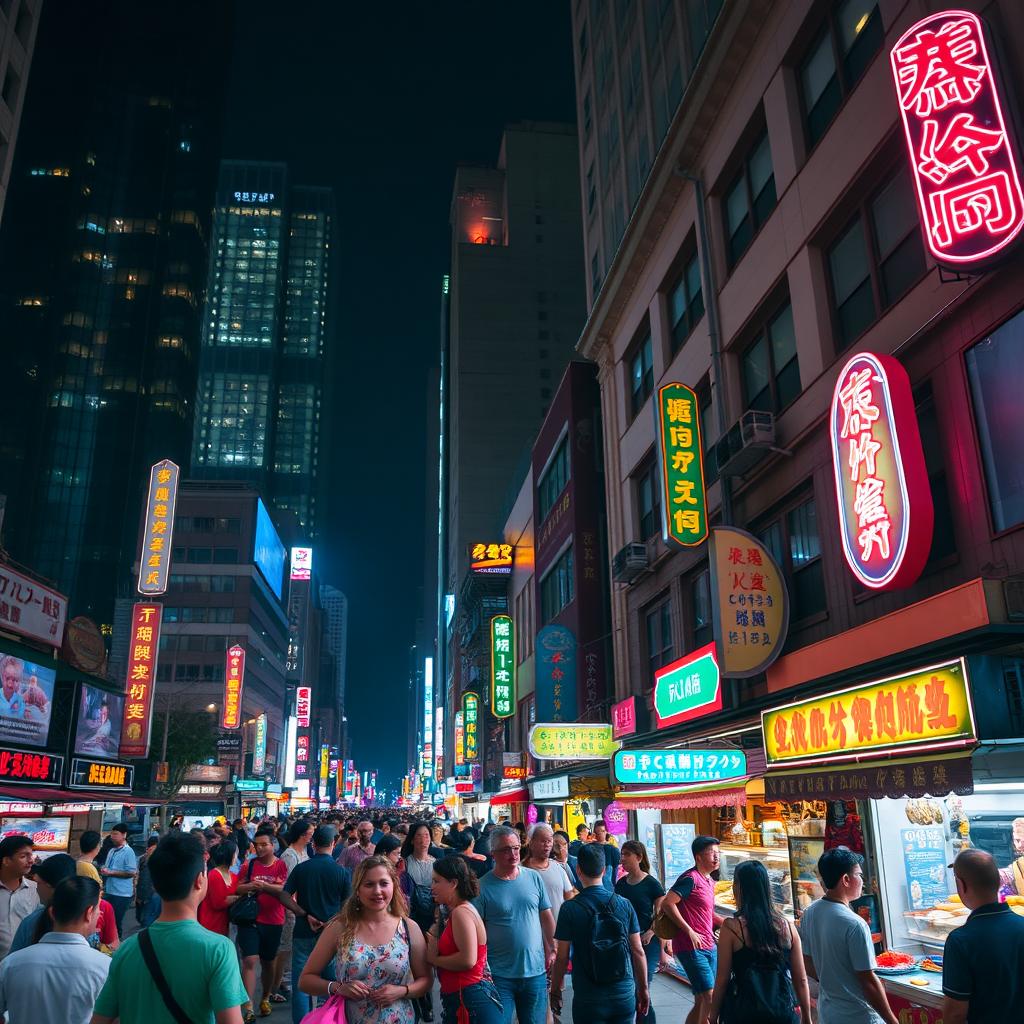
154,706,218,800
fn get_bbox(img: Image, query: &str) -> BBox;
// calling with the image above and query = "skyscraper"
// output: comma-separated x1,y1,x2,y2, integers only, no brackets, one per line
319,584,348,758
0,0,40,226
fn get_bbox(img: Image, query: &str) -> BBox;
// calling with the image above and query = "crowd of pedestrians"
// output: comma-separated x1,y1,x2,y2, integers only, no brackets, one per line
0,810,1021,1024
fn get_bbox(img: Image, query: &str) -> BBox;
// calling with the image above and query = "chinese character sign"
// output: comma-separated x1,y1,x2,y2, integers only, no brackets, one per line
0,565,66,646
614,748,747,786
490,615,515,718
528,723,619,761
296,686,312,728
762,658,976,768
454,711,464,767
536,625,577,722
653,643,721,729
462,691,479,761
656,382,707,548
221,645,245,730
118,603,163,758
137,459,180,595
470,542,514,574
709,527,789,677
295,729,310,779
891,10,1024,268
612,696,638,739
830,352,933,590
252,713,267,775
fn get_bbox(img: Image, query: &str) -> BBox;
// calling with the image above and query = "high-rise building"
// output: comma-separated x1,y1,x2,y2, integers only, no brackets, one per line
0,2,231,624
319,583,348,758
191,162,333,540
0,0,40,226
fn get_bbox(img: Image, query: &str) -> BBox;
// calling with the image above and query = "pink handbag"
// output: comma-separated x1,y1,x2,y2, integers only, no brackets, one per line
300,994,346,1024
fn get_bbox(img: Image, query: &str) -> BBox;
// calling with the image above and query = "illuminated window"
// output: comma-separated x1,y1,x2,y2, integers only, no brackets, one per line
62,311,93,328
538,437,570,522
742,302,800,414
645,597,674,680
635,459,661,541
799,1,883,147
723,129,775,267
667,249,704,353
17,296,46,307
157,335,183,349
629,330,654,419
540,545,575,623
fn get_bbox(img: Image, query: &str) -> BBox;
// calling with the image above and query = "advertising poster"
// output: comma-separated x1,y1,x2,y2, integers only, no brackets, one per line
660,823,696,884
901,826,949,910
75,683,126,759
0,651,56,749
0,816,71,852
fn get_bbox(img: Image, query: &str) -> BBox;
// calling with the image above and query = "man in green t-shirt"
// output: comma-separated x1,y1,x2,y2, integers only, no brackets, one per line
91,832,247,1024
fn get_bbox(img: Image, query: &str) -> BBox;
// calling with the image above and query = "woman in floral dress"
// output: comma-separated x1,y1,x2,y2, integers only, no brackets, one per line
299,854,432,1024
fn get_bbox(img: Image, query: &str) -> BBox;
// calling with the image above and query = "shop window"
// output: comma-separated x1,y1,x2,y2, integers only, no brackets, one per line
538,436,570,523
540,545,575,623
756,493,826,623
645,597,674,682
635,459,661,541
966,309,1024,533
667,248,704,353
723,128,776,268
799,1,883,148
629,329,654,419
742,302,801,414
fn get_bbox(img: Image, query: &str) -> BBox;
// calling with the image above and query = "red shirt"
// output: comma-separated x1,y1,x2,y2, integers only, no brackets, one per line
198,868,239,936
97,900,118,946
437,911,488,994
249,857,289,925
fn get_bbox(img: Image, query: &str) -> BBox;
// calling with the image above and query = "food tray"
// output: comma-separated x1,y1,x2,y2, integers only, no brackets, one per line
874,964,919,976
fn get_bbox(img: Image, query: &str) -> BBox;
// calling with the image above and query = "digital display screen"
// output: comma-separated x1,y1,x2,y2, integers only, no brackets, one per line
0,651,56,749
74,683,126,759
254,499,286,600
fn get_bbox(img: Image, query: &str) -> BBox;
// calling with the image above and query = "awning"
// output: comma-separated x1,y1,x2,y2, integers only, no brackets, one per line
0,785,163,806
615,779,750,810
489,787,529,807
763,752,974,802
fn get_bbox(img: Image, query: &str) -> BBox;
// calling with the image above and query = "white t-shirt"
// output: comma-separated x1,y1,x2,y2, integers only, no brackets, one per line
800,897,882,1024
525,861,575,920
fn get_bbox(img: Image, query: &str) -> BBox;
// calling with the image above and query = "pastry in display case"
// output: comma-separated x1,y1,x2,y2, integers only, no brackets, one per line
716,843,794,919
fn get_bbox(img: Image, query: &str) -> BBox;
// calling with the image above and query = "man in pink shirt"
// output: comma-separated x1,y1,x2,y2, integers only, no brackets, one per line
661,836,724,1024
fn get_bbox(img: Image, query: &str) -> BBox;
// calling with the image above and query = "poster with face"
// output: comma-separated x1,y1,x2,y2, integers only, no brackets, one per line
0,651,56,748
74,683,125,759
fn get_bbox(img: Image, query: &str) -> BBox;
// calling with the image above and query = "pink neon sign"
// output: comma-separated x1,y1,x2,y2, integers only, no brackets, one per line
830,353,933,591
890,10,1024,268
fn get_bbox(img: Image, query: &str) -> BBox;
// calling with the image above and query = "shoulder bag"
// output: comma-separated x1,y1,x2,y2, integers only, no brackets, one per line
138,928,194,1024
228,859,259,927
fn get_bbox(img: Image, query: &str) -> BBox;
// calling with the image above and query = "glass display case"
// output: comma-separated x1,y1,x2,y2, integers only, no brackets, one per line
716,843,795,919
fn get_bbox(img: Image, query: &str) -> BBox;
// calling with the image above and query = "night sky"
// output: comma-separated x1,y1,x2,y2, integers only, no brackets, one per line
224,4,577,790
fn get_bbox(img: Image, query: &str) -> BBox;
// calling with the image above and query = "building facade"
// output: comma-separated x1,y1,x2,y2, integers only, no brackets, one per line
0,0,39,225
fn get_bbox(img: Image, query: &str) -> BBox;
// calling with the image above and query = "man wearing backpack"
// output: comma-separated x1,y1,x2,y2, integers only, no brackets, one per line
549,844,649,1024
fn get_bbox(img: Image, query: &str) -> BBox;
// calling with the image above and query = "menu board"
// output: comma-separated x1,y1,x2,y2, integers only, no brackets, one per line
789,836,825,916
901,826,949,911
660,823,696,885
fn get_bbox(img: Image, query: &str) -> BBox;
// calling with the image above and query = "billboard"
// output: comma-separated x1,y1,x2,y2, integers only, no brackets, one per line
137,459,180,596
254,499,286,600
0,651,55,749
0,565,66,646
75,683,126,759
290,546,313,581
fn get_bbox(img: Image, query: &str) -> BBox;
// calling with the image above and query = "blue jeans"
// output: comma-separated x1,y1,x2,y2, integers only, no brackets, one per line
491,973,547,1024
440,980,504,1024
571,995,635,1024
291,934,336,1024
638,934,661,1024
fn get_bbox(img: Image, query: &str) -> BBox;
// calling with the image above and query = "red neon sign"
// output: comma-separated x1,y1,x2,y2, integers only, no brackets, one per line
296,686,312,728
890,10,1024,268
830,352,933,591
119,603,163,758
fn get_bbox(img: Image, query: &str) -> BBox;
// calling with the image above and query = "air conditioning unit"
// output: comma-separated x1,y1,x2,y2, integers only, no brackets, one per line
714,409,776,477
612,542,649,584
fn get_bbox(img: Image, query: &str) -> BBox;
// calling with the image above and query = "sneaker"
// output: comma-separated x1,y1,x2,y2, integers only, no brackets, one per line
259,999,272,1017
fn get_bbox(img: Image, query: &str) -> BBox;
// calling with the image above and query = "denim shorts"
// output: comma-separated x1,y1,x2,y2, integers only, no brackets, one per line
676,947,717,993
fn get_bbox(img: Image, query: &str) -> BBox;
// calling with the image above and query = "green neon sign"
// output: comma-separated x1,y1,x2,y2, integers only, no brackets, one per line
462,691,479,761
656,382,708,547
491,614,515,718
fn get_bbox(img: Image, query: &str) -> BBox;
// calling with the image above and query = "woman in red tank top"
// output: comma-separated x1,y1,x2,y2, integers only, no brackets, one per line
425,856,504,1024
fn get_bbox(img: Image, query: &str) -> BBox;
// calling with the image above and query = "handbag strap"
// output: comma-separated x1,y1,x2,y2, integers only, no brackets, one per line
138,928,194,1024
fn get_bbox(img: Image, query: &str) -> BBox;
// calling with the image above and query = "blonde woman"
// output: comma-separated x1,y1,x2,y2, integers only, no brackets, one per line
299,855,432,1024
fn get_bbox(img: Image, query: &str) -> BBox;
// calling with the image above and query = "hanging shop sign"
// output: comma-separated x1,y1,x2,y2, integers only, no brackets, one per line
604,802,629,836
656,382,707,548
528,723,619,762
470,542,514,574
454,711,464,767
830,352,933,591
536,624,577,722
613,748,747,786
490,615,515,718
461,691,479,761
709,527,789,677
221,645,245,730
252,713,267,775
295,729,311,779
296,686,312,728
0,746,63,785
0,563,66,646
529,774,570,800
137,459,180,595
890,10,1024,269
653,642,721,729
69,757,134,791
612,696,638,739
62,616,107,675
119,603,163,759
763,658,976,769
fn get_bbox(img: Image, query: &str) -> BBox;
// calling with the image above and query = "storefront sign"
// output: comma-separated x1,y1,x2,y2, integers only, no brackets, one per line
119,603,163,758
656,382,707,547
709,527,789,677
0,803,44,816
470,542,514,574
830,352,933,590
461,692,479,761
62,616,107,675
536,624,577,722
185,763,229,783
454,711,464,767
530,774,570,800
901,826,949,910
612,696,638,739
216,734,242,760
137,459,179,595
613,748,747,786
178,783,224,797
0,564,66,645
69,757,134,791
528,724,619,762
0,746,62,785
454,781,474,793
252,713,267,775
290,546,313,581
890,10,1024,268
295,728,310,779
221,646,245,730
503,765,527,780
490,615,515,718
653,643,721,729
763,658,976,767
0,817,71,851
604,802,628,836
234,778,264,791
296,686,311,728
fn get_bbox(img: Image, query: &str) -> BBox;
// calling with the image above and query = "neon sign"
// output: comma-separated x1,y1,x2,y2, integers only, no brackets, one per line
829,352,933,590
656,382,707,548
470,543,513,574
462,691,479,761
221,646,245,730
890,10,1024,268
490,615,515,718
296,686,312,728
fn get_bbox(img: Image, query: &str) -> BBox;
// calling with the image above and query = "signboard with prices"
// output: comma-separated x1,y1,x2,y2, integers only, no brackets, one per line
890,10,1024,269
528,723,619,762
137,459,180,596
462,692,479,762
470,542,514,574
656,382,707,548
653,643,721,729
613,748,747,787
296,686,312,728
762,658,976,768
830,352,933,591
119,603,163,758
490,615,515,718
221,646,245,730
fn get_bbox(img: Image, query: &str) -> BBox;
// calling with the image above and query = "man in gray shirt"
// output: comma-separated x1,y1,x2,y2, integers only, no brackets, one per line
801,847,897,1024
475,825,555,1024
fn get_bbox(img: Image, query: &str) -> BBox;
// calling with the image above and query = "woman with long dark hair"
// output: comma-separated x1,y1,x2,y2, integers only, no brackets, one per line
615,840,666,1024
707,860,811,1024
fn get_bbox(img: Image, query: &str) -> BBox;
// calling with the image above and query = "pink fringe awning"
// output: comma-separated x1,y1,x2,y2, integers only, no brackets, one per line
615,785,747,810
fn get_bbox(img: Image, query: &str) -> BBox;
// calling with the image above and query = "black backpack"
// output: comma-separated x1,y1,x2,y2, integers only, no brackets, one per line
721,926,798,1024
580,891,630,985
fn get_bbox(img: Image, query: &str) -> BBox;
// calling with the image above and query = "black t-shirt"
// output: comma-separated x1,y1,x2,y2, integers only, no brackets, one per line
285,854,351,940
614,873,666,932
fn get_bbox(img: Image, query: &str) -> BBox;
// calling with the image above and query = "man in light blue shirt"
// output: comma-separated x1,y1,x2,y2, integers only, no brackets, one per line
100,824,137,937
475,825,555,1024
